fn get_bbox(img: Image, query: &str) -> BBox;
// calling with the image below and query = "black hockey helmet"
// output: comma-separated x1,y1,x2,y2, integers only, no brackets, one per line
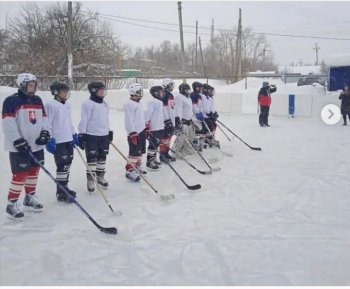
179,83,191,96
50,81,69,96
208,85,215,96
192,81,203,91
88,81,106,94
202,83,211,94
149,85,164,99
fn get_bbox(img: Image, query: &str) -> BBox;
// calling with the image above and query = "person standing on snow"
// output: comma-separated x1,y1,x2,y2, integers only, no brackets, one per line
169,83,195,158
159,78,176,162
44,81,79,203
339,84,350,126
2,73,50,219
123,83,147,182
190,81,205,151
78,82,113,192
258,81,277,127
144,85,165,170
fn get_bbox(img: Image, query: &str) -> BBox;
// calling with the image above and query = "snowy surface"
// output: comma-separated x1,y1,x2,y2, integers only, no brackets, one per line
1,80,350,286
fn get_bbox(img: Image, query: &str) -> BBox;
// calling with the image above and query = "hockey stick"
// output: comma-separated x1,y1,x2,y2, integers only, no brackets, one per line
110,142,175,201
159,154,201,190
181,131,221,172
74,146,121,216
215,122,232,142
28,151,117,235
147,137,202,190
217,119,262,151
153,136,212,175
201,120,233,157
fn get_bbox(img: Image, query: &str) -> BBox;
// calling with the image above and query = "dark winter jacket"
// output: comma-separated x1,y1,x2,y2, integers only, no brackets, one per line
339,92,350,113
258,86,277,107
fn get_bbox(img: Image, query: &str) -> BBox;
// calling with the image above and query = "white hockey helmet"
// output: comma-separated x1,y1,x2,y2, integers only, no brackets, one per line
128,83,143,97
17,73,37,92
162,78,174,91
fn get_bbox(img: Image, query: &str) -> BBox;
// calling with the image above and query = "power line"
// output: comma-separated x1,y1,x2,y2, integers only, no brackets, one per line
253,31,350,41
82,10,350,41
98,14,212,36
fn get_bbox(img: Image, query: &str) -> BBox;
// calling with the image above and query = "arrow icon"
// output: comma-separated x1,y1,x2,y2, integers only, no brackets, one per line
328,109,334,119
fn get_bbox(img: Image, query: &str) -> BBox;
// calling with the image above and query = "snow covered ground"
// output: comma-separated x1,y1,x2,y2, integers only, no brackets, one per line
0,80,349,285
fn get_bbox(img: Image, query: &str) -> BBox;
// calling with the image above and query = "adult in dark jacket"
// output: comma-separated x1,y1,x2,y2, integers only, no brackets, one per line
258,81,277,127
339,84,350,126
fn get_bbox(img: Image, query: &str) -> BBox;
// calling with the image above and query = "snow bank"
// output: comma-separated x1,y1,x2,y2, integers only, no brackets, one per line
0,76,342,118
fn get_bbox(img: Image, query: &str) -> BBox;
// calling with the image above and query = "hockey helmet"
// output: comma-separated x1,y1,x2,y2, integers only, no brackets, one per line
192,81,203,91
150,85,164,99
179,83,191,96
88,81,106,96
162,78,174,91
128,83,143,98
16,73,37,95
50,81,69,96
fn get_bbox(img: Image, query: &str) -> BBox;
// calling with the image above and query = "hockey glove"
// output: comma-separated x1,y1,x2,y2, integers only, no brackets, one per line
129,132,138,145
174,117,183,135
13,138,30,153
35,130,50,145
45,138,57,154
175,117,182,129
207,112,214,121
108,130,114,142
195,112,204,122
164,119,174,136
213,111,219,120
72,133,79,147
78,133,86,150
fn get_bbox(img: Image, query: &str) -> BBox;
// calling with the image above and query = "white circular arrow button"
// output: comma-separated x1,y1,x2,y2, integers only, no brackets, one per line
321,104,341,125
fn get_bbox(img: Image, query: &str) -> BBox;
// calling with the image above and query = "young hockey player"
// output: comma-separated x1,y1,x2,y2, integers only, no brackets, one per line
190,81,205,151
159,78,176,162
123,83,147,182
45,81,78,202
207,85,220,147
170,83,195,158
144,85,165,169
2,73,50,218
78,82,113,192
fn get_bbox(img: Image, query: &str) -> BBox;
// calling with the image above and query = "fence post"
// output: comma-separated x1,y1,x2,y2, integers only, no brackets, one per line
288,94,295,118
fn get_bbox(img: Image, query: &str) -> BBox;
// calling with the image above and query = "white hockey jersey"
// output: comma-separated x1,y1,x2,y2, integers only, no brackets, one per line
144,98,164,131
174,92,193,121
78,98,110,136
200,93,213,118
123,99,146,134
45,99,75,144
162,91,176,125
2,91,48,152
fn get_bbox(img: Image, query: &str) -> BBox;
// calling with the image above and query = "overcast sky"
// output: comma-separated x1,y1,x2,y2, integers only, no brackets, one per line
1,1,350,66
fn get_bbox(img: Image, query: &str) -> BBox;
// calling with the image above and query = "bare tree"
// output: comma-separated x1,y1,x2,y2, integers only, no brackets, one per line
5,2,128,80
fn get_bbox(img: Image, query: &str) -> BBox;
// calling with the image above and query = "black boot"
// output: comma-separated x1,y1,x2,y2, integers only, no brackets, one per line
56,183,76,203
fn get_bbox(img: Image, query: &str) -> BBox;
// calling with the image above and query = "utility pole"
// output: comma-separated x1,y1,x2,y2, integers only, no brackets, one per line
195,20,198,74
177,1,186,83
67,1,73,89
235,8,242,82
211,18,214,45
263,47,267,62
199,36,205,79
313,43,320,65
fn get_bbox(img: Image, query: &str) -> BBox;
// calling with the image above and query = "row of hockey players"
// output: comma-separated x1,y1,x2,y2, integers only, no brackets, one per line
1,73,219,219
